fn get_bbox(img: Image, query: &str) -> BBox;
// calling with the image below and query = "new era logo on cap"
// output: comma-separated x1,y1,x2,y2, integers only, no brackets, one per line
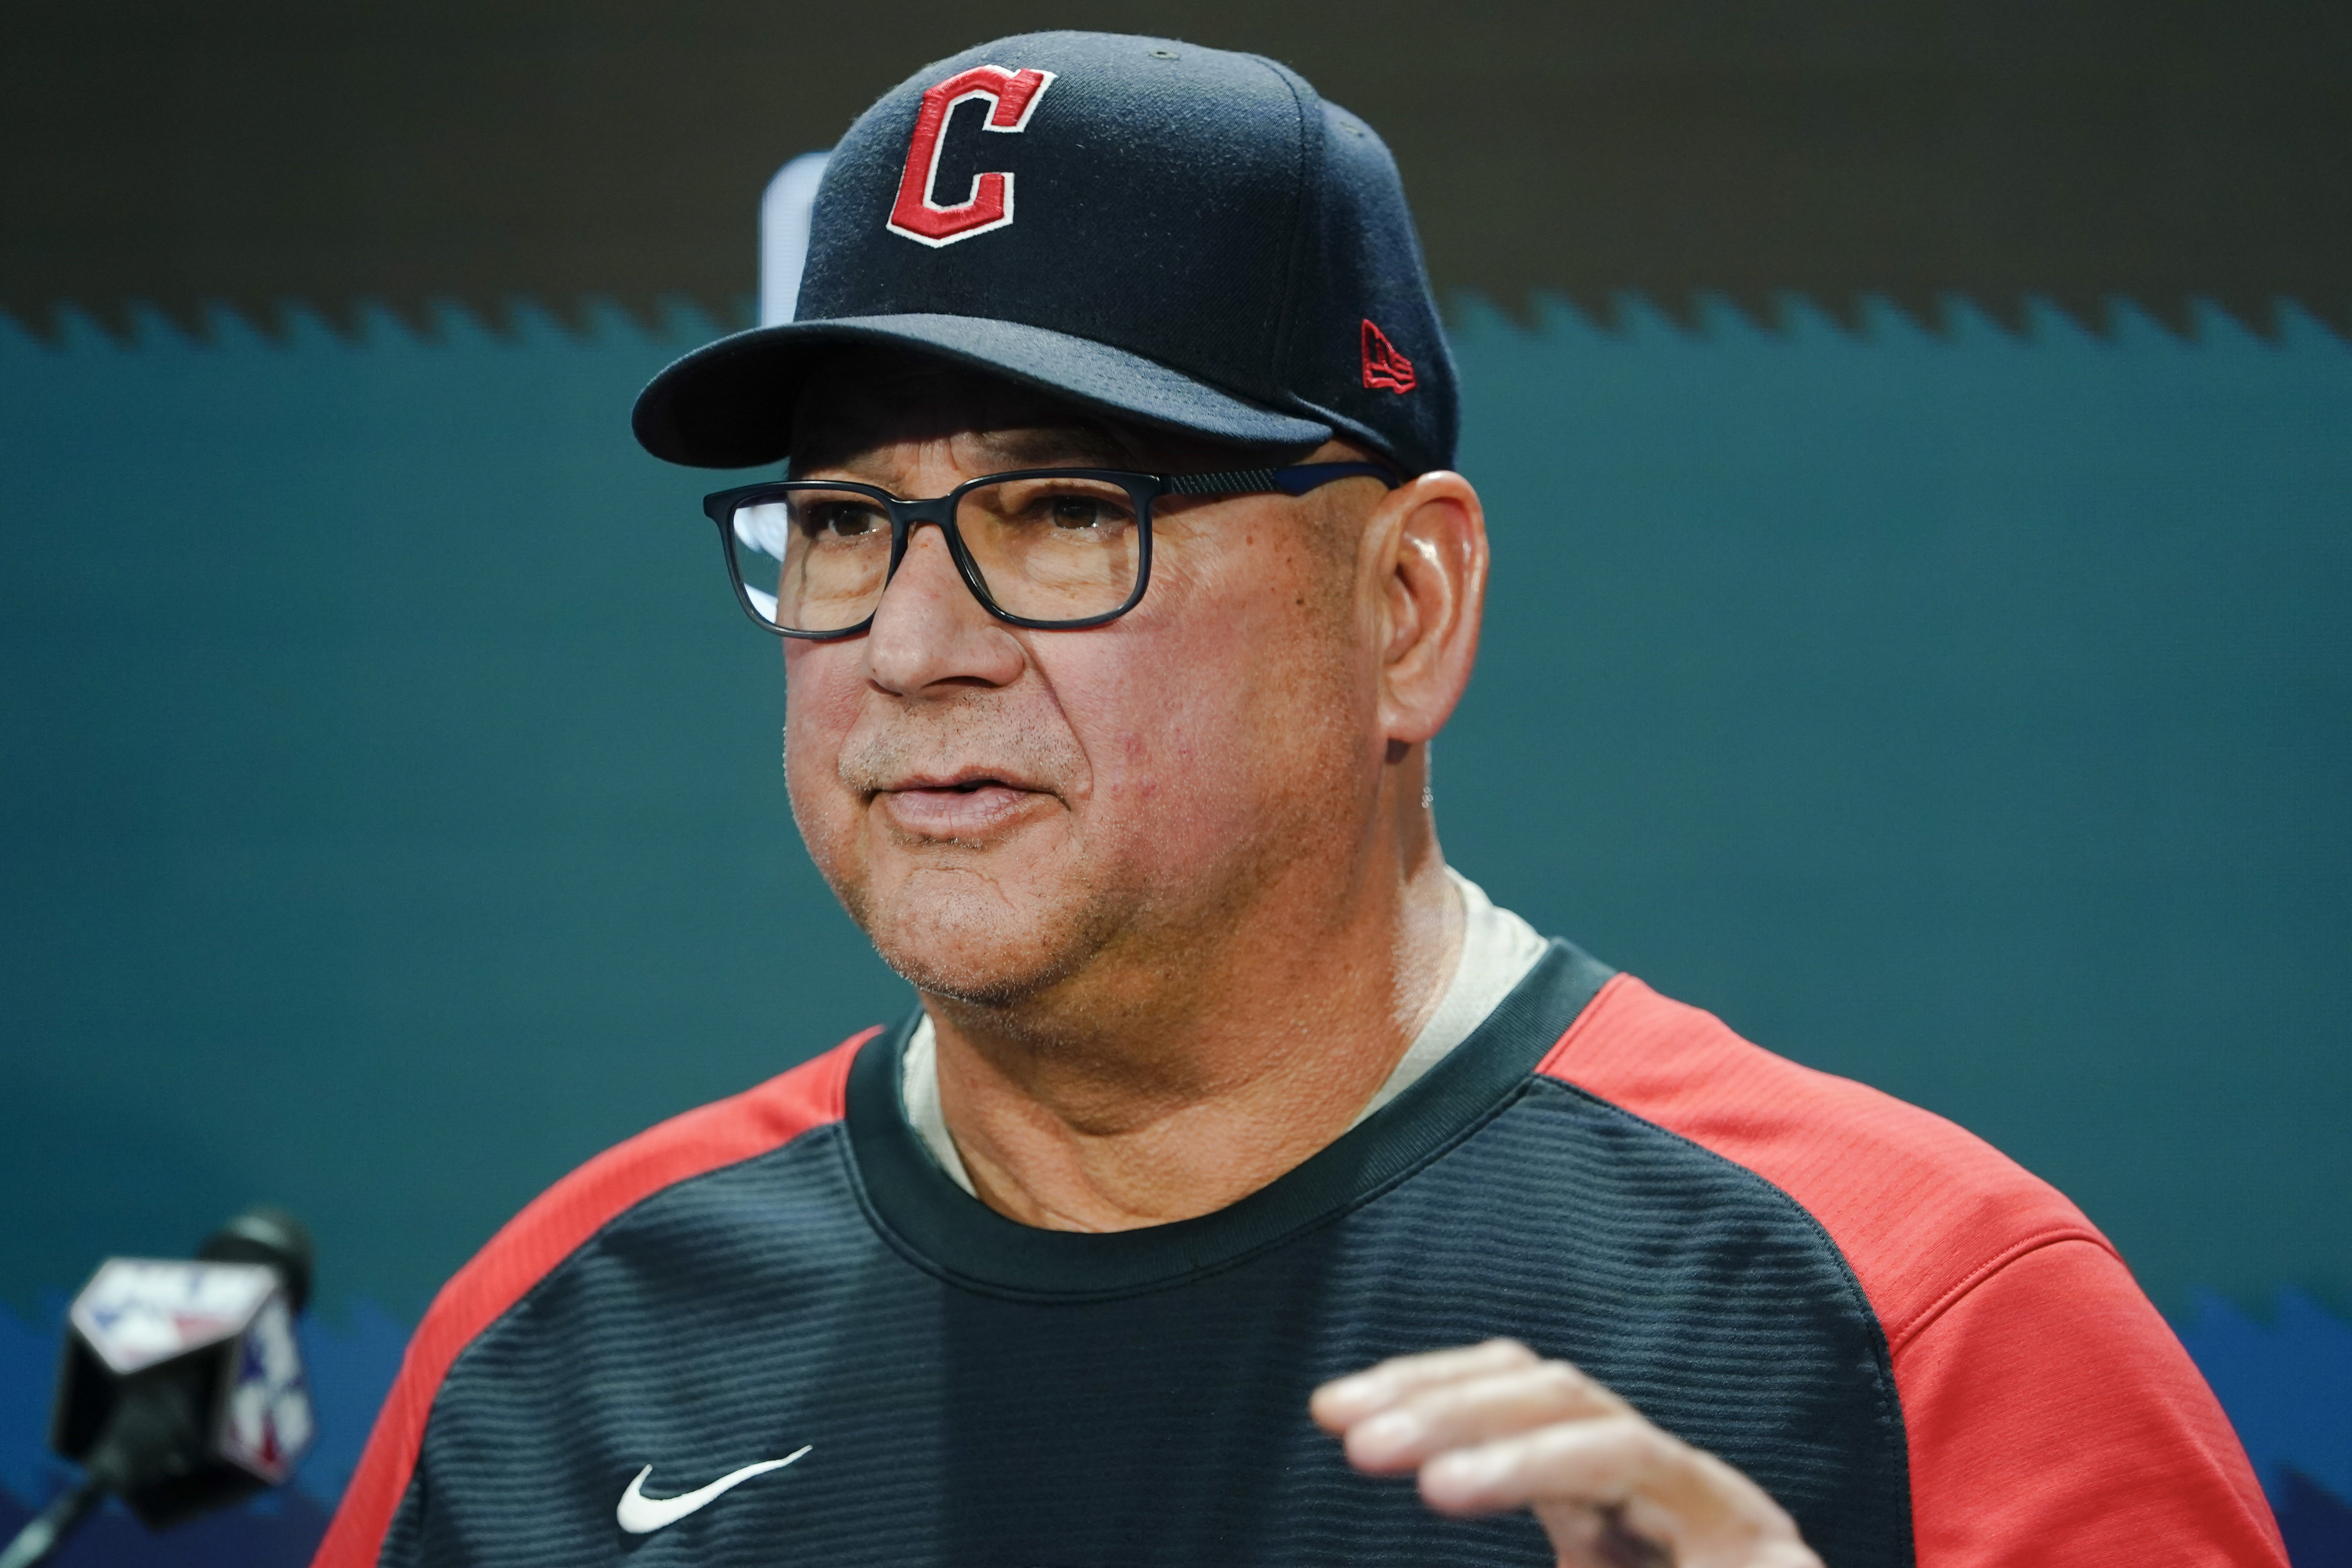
632,32,1458,478
1361,320,1416,394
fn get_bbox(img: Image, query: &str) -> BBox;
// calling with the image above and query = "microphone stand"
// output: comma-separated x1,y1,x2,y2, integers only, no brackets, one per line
0,1476,105,1568
0,1401,161,1568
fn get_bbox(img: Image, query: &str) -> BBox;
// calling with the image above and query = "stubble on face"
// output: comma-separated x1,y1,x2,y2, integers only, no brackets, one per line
823,691,1117,1010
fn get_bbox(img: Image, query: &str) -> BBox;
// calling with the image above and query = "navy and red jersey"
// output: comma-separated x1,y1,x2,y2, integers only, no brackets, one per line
316,944,2285,1566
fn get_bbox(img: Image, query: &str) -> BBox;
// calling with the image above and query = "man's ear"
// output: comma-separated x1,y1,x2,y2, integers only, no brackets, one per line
1368,471,1488,748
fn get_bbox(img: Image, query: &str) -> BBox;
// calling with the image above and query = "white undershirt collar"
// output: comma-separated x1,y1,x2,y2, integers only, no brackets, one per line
900,868,1548,1198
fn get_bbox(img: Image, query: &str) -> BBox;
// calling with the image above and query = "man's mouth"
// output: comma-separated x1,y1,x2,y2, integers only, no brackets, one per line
873,775,1045,839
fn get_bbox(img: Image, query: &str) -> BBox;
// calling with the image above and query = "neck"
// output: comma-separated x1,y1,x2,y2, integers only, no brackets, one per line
922,773,1461,1232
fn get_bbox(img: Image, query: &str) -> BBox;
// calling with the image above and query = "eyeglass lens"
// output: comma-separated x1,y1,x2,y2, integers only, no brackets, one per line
729,476,1145,633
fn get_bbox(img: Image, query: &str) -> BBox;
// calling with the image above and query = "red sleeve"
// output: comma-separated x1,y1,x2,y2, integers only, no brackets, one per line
312,1033,868,1568
1538,976,2287,1564
1897,1237,2285,1568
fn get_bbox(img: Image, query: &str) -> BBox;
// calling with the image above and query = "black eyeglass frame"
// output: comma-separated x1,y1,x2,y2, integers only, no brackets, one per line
701,461,1402,639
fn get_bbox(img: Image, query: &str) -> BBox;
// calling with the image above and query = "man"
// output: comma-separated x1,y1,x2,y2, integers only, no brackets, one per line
317,32,2283,1568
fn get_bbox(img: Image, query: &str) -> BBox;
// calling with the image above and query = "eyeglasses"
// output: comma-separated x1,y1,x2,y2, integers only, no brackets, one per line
701,462,1399,638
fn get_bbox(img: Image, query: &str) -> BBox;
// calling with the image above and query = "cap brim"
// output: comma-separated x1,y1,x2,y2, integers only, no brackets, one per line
631,313,1334,469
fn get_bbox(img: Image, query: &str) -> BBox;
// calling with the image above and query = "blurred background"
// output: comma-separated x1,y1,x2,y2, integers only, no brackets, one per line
2,1,2347,1562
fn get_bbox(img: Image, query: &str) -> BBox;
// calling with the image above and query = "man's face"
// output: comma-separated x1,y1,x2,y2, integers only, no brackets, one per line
781,353,1391,1018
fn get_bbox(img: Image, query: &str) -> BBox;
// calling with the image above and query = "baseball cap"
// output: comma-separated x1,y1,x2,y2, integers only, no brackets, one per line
630,31,1457,475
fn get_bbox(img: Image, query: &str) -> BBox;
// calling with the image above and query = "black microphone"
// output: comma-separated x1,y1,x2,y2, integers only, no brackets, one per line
0,1208,318,1568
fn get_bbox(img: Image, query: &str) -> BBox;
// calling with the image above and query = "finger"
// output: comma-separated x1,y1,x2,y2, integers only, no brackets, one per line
1418,1414,1663,1517
1310,1339,1538,1431
1419,1417,1810,1567
1342,1361,1632,1472
1535,1504,1676,1568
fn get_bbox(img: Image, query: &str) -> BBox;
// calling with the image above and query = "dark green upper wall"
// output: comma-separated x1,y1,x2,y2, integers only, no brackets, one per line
2,0,2348,337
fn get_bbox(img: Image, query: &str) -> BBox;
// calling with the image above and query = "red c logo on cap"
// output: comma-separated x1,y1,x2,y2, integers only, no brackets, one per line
887,65,1057,248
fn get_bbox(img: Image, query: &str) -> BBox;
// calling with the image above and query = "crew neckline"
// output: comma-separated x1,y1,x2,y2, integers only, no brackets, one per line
842,938,1615,1302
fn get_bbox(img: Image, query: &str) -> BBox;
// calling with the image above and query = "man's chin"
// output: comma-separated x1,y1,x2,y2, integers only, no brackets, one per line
873,934,1085,1011
856,881,1113,1011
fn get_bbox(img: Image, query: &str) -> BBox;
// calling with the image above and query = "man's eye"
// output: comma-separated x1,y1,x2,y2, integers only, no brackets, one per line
1042,494,1128,530
802,503,883,539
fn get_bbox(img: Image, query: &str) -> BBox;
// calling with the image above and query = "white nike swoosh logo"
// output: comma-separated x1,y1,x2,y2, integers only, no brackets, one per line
615,1446,812,1534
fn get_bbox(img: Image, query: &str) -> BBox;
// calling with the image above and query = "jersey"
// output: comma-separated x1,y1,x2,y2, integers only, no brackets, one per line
314,943,2285,1567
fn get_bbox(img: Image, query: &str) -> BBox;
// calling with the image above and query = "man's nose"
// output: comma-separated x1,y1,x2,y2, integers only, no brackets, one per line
862,522,1025,694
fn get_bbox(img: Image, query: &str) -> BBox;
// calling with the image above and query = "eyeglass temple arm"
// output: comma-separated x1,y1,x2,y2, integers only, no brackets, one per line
1162,461,1404,498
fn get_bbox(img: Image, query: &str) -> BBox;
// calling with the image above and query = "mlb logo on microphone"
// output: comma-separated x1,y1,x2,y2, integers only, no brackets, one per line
220,1290,312,1483
66,1257,316,1487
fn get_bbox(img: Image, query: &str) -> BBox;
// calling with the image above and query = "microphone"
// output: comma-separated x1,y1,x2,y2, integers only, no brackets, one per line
0,1209,318,1568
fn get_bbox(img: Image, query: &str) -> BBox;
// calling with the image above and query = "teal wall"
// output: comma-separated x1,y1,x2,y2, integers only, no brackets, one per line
1449,296,2351,1316
2,298,2348,1552
1,305,906,1321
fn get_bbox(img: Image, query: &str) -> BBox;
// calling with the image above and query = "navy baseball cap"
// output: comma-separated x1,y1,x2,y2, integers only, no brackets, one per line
631,31,1457,475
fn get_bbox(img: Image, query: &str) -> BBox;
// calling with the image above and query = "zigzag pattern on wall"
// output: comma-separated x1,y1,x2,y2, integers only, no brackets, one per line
4,287,2349,353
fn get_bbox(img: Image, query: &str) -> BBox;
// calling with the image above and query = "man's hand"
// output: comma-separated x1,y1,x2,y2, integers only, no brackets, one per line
1312,1340,1823,1568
